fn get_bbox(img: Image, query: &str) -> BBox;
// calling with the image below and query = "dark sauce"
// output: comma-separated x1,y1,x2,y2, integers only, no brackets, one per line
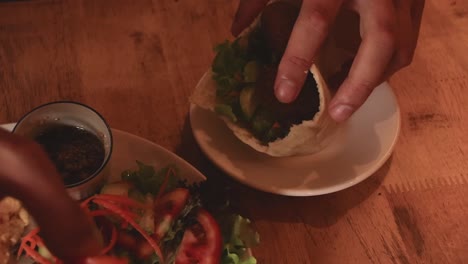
33,124,105,186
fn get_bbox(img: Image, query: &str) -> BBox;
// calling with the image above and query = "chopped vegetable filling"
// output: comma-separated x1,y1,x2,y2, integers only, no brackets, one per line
212,2,321,144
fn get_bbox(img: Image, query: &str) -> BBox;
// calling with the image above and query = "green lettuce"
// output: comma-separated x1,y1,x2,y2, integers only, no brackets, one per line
215,104,238,122
121,161,178,196
220,214,260,264
212,39,248,101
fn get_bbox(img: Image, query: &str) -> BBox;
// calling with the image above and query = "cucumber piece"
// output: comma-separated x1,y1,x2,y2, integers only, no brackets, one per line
38,246,52,260
263,123,287,143
138,209,155,234
243,61,258,83
250,109,274,140
215,104,238,122
128,189,146,203
240,86,258,120
251,119,273,139
100,182,131,196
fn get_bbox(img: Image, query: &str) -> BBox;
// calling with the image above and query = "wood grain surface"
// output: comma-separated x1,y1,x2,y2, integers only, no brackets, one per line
1,0,467,263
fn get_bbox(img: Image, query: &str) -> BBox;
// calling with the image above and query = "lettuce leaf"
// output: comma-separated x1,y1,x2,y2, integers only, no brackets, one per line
121,161,179,196
220,214,260,264
215,104,238,122
212,39,248,101
191,180,260,264
212,40,247,78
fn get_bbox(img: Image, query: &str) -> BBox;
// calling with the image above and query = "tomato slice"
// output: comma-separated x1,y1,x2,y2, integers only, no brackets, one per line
153,188,190,239
116,230,138,251
72,256,129,264
136,240,155,259
175,209,222,264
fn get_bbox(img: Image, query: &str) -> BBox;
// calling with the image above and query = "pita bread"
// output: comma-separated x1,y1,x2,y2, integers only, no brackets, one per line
190,1,347,157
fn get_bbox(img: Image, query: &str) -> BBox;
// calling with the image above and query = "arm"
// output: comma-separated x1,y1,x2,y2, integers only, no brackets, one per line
0,128,102,259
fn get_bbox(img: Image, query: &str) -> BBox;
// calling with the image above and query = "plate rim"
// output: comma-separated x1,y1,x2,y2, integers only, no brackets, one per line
110,128,207,182
189,81,401,196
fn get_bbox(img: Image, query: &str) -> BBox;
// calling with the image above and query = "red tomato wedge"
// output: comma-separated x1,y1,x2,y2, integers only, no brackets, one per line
136,240,155,259
175,209,222,264
115,231,155,260
116,230,138,251
72,256,129,264
153,188,190,239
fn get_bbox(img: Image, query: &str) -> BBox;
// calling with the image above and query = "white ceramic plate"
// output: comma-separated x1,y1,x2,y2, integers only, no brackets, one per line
189,82,401,196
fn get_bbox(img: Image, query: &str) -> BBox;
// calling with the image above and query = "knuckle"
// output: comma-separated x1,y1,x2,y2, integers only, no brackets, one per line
287,55,312,71
347,77,376,97
0,135,39,156
16,140,39,156
0,135,22,151
373,14,398,48
377,29,397,51
301,6,330,37
395,50,414,68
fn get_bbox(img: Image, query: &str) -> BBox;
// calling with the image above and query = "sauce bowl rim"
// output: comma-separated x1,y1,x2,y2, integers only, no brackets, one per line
12,100,114,188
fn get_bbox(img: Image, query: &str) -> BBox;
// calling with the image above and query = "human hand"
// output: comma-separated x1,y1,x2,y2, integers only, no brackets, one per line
231,0,425,122
0,128,102,259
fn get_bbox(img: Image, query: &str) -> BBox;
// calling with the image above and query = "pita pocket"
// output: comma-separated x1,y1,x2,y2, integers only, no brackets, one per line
191,0,349,157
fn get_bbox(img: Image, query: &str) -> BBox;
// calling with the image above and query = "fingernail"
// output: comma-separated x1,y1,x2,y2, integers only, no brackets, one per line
275,79,298,103
329,104,354,122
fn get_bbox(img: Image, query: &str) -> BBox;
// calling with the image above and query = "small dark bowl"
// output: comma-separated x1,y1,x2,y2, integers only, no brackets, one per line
12,101,113,200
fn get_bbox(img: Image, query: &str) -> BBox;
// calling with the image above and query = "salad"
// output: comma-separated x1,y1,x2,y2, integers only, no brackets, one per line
17,162,259,264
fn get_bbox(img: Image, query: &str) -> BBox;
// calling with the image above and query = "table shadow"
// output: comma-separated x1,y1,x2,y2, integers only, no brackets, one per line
176,113,392,228
239,158,391,228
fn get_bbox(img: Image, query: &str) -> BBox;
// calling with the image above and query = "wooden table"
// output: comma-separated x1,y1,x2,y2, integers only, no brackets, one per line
1,0,467,263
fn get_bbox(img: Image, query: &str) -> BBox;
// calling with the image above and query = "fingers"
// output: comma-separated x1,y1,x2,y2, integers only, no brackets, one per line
410,0,425,54
231,0,269,36
275,0,343,103
384,0,422,78
329,0,397,122
411,0,425,30
0,129,102,259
